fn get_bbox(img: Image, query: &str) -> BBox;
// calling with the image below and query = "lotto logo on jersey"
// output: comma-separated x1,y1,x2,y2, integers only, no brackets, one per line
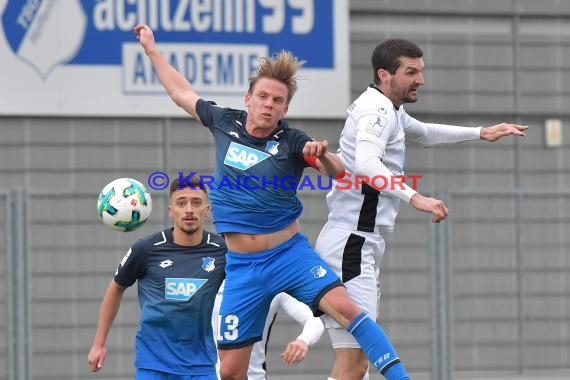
224,142,270,170
165,278,207,301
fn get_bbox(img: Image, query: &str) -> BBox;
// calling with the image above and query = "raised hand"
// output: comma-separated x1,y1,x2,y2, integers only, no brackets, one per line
133,24,157,54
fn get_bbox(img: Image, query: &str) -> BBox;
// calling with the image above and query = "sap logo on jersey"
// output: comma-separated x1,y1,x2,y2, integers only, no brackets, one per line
165,278,207,301
224,142,270,170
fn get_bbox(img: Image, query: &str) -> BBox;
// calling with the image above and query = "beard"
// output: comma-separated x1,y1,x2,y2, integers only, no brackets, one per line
390,80,418,104
179,223,200,235
401,93,418,104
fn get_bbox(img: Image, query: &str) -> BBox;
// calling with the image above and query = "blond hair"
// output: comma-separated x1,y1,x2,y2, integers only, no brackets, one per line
248,50,305,104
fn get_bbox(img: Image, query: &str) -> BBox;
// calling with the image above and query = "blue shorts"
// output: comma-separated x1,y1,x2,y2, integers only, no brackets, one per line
135,368,218,380
217,233,342,349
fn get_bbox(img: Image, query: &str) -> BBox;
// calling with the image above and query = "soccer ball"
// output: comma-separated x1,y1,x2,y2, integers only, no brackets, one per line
97,178,152,232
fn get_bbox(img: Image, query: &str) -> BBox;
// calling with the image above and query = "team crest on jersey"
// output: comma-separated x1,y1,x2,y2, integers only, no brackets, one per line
265,141,280,155
224,142,270,170
202,257,216,272
165,278,207,301
365,116,388,137
310,265,327,279
2,0,87,79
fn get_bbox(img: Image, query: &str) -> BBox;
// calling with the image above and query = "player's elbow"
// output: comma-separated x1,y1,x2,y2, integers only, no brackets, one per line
354,153,371,176
170,90,187,108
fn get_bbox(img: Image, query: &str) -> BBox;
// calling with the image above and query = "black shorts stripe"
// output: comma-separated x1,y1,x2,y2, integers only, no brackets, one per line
342,233,366,283
263,312,278,372
357,184,380,232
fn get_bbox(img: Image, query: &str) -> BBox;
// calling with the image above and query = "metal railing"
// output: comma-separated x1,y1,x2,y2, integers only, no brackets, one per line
4,190,31,380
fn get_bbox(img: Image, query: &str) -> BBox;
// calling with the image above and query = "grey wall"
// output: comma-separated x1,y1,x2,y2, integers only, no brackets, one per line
1,1,570,379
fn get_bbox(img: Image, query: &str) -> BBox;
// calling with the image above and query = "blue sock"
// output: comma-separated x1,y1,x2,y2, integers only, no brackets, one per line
346,312,410,380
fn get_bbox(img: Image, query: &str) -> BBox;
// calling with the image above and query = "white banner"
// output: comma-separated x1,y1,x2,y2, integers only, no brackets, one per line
0,0,349,118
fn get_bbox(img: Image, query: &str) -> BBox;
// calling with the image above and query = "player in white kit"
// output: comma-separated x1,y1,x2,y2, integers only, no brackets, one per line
316,38,528,380
213,285,324,380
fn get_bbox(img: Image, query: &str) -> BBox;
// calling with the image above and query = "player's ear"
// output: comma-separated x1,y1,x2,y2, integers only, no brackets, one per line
378,68,390,82
167,205,173,219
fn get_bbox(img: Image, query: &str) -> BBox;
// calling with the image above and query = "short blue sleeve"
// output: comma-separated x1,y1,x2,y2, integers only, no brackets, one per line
196,98,223,129
114,241,147,287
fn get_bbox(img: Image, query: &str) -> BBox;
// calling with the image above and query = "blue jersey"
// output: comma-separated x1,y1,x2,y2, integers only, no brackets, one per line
195,99,312,234
114,228,226,376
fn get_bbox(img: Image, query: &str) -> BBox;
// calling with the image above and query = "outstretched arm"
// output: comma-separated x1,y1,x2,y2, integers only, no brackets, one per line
404,115,527,146
87,281,127,372
134,24,201,120
356,138,449,223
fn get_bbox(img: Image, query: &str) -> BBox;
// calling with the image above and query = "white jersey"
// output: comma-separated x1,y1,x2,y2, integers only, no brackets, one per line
326,86,481,232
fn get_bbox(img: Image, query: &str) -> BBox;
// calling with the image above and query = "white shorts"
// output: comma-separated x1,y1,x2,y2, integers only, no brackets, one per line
315,223,391,348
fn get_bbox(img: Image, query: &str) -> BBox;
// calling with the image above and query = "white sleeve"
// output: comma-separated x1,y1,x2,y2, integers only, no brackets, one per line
278,293,324,346
403,113,482,146
354,138,417,203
